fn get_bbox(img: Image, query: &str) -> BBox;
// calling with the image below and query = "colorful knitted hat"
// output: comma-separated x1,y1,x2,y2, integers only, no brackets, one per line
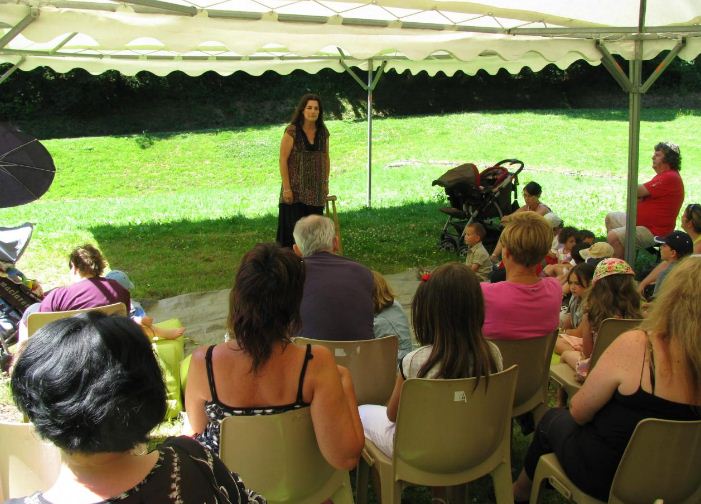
592,258,634,284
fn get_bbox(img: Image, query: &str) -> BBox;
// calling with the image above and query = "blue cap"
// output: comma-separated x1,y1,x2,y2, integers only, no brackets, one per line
105,270,134,291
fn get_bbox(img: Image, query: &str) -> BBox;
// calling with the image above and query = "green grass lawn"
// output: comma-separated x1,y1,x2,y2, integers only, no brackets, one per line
2,108,699,301
8,108,689,502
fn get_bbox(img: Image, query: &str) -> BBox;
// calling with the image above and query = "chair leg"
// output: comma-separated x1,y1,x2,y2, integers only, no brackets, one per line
491,462,515,504
356,459,370,504
528,461,548,504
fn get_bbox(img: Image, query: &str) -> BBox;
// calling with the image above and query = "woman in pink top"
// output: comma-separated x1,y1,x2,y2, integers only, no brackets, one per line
481,212,562,340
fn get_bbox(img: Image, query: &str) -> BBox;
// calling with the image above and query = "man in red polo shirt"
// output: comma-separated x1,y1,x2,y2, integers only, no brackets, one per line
606,142,685,258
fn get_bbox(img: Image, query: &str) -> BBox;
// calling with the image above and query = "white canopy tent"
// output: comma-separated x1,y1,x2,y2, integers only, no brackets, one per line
2,0,701,263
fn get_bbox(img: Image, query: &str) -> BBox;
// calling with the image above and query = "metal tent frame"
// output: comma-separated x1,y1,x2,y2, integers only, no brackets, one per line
2,0,701,263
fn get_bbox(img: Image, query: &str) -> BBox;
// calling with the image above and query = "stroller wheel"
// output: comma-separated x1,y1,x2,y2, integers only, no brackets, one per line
458,244,469,257
439,237,458,252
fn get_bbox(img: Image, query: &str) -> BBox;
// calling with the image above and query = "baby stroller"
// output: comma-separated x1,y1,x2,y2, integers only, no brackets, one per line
1,223,41,367
433,159,524,255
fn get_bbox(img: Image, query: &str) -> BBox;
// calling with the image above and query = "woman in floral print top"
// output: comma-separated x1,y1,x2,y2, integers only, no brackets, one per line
6,313,265,504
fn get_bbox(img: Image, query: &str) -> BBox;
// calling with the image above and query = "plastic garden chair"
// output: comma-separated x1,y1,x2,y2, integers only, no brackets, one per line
151,318,185,419
219,408,353,504
356,366,518,504
0,422,61,500
26,302,127,337
294,335,398,405
530,418,701,504
491,330,557,422
550,318,642,398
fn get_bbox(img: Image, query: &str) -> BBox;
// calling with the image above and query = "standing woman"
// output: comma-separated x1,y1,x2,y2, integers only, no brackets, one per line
277,93,330,248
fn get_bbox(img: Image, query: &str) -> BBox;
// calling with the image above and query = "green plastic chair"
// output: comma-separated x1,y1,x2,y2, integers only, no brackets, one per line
491,330,557,422
293,336,398,405
550,318,642,398
530,418,701,504
151,318,185,420
0,422,61,500
219,408,353,504
356,366,518,504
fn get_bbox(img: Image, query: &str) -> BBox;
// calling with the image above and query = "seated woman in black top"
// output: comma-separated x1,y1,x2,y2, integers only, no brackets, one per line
9,313,264,504
512,255,701,502
185,242,364,467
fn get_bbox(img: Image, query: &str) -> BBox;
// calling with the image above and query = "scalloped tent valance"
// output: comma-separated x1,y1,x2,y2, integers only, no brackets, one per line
2,0,700,265
1,0,701,77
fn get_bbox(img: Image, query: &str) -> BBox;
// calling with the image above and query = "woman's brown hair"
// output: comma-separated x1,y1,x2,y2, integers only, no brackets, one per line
68,244,106,277
411,262,498,382
227,243,305,373
584,274,642,332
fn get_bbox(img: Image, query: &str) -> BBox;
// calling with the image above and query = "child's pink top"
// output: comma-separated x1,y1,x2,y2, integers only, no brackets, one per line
481,277,561,340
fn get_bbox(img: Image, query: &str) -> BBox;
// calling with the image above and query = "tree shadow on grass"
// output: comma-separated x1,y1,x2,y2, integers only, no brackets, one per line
90,201,458,301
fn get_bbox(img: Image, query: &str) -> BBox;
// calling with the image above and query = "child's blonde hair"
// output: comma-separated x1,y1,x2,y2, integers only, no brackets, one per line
371,270,395,314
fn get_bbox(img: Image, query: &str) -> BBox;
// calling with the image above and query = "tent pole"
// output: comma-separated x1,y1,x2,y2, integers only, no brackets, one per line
624,41,643,266
0,58,24,84
367,59,373,208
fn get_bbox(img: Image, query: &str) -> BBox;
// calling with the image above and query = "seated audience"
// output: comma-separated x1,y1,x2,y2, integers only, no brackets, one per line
516,181,551,216
543,213,564,263
463,222,492,282
490,182,552,263
481,212,561,340
8,313,264,503
17,244,130,342
513,255,701,502
105,269,185,340
560,258,643,379
543,226,578,281
293,215,374,341
579,241,615,266
359,263,502,500
638,230,693,300
605,142,684,258
185,242,364,467
371,270,413,363
555,262,595,355
575,229,596,247
681,202,701,253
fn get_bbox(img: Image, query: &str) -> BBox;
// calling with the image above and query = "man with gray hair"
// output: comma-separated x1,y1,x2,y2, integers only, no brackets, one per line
293,215,374,341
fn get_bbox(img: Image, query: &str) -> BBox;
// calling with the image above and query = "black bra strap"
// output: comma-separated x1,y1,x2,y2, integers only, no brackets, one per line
296,344,314,404
204,345,219,404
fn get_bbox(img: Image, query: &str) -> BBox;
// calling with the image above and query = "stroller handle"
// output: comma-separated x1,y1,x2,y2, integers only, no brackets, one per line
493,159,524,176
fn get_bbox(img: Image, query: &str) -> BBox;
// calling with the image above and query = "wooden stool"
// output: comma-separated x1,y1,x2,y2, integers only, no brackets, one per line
325,195,343,255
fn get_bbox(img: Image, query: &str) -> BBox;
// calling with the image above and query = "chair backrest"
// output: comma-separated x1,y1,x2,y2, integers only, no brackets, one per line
392,366,518,486
219,408,352,504
27,302,127,337
491,331,557,417
293,336,398,405
590,318,642,370
0,422,61,500
609,418,701,504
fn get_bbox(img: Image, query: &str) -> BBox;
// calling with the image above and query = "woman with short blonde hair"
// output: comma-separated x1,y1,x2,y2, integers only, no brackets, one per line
481,212,562,341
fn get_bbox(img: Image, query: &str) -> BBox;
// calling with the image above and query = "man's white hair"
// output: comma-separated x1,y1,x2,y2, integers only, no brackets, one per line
293,215,335,257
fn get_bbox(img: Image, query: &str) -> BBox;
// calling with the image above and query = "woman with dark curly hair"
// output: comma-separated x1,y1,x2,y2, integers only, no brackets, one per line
276,93,331,248
185,242,363,467
8,312,265,504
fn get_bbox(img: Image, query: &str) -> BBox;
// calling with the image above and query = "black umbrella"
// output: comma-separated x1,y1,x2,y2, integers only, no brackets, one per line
0,125,56,208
